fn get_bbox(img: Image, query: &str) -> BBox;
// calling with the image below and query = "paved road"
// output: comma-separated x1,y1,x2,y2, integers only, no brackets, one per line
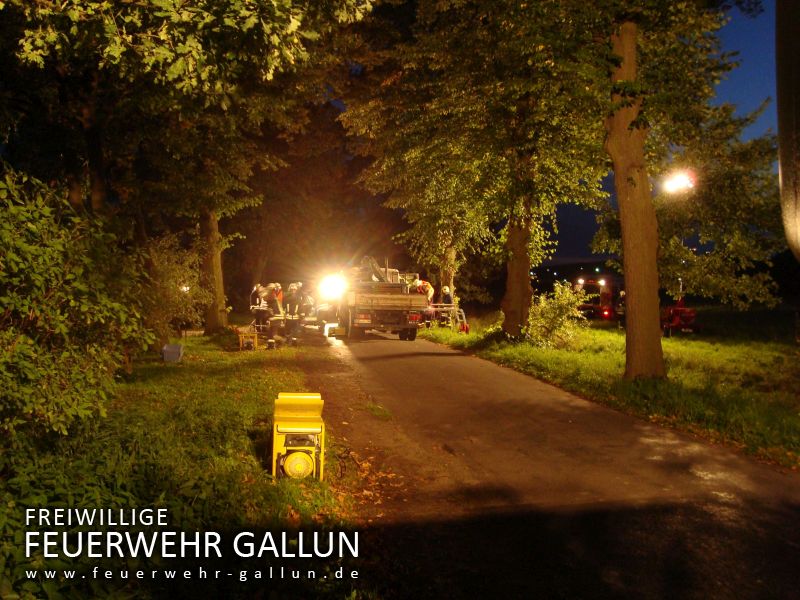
319,332,800,599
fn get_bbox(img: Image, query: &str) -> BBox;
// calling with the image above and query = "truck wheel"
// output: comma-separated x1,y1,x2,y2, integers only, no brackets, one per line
398,329,408,340
346,311,364,339
406,328,417,341
346,311,354,339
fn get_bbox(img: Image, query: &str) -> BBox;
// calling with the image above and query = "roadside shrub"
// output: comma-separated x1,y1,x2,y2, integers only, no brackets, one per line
140,233,212,347
523,281,589,347
0,166,151,451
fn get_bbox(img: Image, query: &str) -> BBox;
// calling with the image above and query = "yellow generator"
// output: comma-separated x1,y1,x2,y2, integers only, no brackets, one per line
271,392,325,480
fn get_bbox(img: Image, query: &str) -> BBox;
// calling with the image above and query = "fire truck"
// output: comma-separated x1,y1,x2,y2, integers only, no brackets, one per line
573,276,616,320
317,257,429,340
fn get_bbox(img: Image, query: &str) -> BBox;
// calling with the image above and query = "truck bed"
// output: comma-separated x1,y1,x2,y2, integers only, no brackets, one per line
346,291,429,311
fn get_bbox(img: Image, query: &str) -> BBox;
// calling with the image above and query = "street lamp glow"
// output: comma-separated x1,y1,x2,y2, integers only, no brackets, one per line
663,171,695,194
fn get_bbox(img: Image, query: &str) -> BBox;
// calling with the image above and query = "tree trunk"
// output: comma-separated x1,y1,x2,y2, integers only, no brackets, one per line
776,0,800,261
604,21,666,379
200,210,228,334
438,246,457,301
80,104,108,212
500,215,533,338
67,173,83,210
250,253,269,288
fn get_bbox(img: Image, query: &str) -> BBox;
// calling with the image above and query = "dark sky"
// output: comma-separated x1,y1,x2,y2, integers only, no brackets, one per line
552,1,778,262
716,0,777,138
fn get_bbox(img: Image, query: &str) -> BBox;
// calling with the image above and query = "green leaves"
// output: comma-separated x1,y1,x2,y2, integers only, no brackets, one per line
2,0,372,98
595,103,784,309
524,281,590,348
341,0,607,308
0,165,151,445
165,55,186,81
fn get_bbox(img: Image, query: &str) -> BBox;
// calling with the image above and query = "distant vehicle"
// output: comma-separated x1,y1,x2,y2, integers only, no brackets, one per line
660,297,698,337
573,276,616,320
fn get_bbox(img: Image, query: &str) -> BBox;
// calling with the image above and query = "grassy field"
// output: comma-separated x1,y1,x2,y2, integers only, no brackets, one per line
2,331,357,599
421,308,800,467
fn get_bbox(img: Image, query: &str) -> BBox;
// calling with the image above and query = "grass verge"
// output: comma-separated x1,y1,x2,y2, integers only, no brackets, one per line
2,331,358,599
421,310,800,467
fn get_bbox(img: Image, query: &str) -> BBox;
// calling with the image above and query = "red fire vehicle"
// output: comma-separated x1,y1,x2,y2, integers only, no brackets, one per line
573,277,616,320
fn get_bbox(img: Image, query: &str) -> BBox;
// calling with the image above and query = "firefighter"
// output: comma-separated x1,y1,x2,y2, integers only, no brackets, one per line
285,282,313,314
265,284,282,315
251,283,281,335
284,282,302,336
441,286,454,305
298,283,315,316
285,282,301,315
414,279,435,304
254,284,279,314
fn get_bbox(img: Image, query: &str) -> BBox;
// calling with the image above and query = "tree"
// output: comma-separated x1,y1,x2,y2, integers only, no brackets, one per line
0,0,373,333
776,0,800,261
222,102,406,308
594,1,766,378
345,0,765,377
340,0,607,336
596,104,784,308
128,96,274,332
604,19,666,378
383,162,491,298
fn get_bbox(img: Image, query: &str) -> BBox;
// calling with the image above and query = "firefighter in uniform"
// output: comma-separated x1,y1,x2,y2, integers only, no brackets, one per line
414,279,435,304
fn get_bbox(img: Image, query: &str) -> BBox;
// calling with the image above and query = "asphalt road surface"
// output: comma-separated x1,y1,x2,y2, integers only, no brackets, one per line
316,331,800,599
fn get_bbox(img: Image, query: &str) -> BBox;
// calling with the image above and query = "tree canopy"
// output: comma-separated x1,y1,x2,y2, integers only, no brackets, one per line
341,0,609,335
339,0,778,377
0,0,372,446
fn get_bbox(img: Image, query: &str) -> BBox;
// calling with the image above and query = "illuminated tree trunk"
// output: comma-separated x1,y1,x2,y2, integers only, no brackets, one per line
604,21,666,379
438,245,457,301
776,0,800,261
200,210,228,334
500,214,532,338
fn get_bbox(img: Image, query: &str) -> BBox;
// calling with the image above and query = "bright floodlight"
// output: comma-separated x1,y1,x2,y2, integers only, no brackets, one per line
577,278,585,285
598,279,606,287
318,274,348,301
663,171,694,194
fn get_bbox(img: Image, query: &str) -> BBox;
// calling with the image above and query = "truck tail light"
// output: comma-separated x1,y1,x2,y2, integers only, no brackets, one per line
408,313,421,322
355,313,372,324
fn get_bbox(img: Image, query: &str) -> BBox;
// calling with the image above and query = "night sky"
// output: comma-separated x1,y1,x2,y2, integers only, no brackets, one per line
552,0,778,262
